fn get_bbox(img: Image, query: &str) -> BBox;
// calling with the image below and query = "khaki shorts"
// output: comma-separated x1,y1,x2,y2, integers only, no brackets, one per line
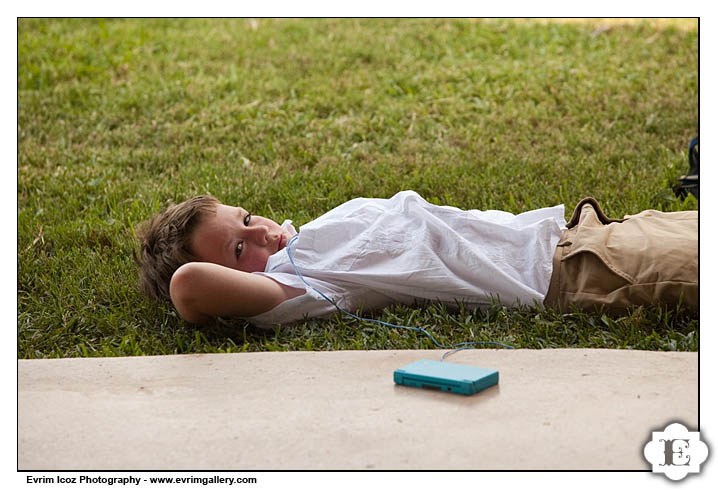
544,198,698,313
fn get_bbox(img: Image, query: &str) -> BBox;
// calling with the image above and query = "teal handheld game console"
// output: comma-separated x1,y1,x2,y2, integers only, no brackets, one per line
393,359,498,395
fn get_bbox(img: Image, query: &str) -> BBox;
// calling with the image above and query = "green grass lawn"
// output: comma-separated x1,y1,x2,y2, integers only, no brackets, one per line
18,18,698,358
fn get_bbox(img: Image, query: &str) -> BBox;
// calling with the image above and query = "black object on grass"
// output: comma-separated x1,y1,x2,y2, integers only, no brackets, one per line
675,137,699,200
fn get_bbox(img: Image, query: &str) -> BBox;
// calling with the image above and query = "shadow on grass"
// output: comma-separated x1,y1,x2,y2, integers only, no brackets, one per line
193,299,698,354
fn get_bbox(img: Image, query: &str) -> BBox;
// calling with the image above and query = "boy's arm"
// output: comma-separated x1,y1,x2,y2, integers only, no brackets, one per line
169,262,304,324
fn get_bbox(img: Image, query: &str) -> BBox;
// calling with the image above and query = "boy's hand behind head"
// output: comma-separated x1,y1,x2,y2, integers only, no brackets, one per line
135,195,220,303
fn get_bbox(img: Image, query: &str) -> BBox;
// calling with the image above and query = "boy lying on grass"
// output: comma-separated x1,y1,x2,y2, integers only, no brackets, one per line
135,191,697,327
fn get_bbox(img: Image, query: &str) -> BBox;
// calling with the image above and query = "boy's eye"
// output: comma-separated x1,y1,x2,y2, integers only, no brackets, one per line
235,241,243,259
244,213,252,226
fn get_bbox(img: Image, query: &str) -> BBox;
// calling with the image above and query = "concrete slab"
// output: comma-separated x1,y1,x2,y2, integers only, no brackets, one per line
18,349,697,470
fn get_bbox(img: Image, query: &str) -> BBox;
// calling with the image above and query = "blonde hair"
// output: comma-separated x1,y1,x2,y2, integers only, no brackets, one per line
134,195,220,302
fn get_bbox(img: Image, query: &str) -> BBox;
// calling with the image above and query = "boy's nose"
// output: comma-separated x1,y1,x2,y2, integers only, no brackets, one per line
249,225,271,244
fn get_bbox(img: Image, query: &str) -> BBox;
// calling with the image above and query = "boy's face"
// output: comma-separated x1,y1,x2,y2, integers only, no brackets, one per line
190,204,292,273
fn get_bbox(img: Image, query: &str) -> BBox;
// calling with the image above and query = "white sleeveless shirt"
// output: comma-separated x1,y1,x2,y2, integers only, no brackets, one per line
248,190,566,328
